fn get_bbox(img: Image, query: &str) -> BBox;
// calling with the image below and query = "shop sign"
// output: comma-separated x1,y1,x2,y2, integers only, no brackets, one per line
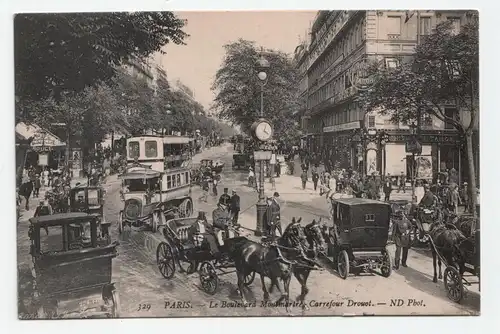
323,121,360,133
389,133,459,143
31,132,57,147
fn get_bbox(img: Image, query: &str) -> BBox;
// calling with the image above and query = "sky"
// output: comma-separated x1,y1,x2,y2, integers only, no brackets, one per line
156,11,316,110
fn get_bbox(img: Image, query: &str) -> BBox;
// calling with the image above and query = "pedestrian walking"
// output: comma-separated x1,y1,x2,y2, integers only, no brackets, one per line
199,177,209,203
383,176,393,202
300,170,308,190
19,180,33,211
230,190,240,226
398,172,406,193
391,208,412,269
33,175,41,198
460,182,469,212
212,172,218,197
312,170,319,191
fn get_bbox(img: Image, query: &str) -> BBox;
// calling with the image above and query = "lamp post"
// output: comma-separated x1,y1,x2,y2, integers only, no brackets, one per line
408,120,419,204
163,104,172,136
255,50,270,236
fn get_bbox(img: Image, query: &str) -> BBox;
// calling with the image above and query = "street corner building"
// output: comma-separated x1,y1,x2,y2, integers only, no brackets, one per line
295,10,479,182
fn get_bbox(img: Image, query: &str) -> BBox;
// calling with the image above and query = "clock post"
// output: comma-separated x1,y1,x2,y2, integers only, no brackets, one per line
251,119,273,236
252,49,272,236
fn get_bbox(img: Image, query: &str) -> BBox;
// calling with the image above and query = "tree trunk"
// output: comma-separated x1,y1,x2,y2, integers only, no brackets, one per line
465,131,478,219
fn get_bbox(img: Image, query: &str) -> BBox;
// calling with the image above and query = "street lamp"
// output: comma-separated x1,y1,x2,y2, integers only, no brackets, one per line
255,50,270,236
407,120,420,204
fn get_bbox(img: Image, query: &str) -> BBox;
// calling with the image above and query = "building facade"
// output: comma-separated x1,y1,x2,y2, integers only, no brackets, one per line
292,39,310,149
302,10,476,182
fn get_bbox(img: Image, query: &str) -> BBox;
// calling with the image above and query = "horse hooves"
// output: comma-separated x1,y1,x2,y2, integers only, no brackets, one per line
433,278,438,283
438,275,443,280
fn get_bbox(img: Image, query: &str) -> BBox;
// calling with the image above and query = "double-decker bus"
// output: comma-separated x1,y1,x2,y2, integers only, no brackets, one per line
118,135,194,233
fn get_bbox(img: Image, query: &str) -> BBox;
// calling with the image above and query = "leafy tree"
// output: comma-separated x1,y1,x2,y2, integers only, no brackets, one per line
211,39,301,138
14,12,187,102
358,16,479,215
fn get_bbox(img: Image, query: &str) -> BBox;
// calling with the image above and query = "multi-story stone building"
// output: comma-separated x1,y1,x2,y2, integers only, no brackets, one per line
293,38,310,149
302,10,477,182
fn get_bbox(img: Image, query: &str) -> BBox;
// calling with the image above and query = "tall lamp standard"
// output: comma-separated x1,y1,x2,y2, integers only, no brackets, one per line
254,51,270,236
407,119,421,203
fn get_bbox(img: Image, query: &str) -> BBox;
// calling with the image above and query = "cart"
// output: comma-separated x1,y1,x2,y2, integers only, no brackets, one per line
321,198,393,279
28,212,120,318
155,215,255,295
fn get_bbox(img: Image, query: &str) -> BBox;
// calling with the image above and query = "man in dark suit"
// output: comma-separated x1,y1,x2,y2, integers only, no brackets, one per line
19,180,33,211
229,190,240,226
383,175,393,202
267,192,282,240
218,188,231,210
391,209,412,269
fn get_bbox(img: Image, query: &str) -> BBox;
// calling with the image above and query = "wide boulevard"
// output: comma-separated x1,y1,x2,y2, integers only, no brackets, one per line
17,144,480,317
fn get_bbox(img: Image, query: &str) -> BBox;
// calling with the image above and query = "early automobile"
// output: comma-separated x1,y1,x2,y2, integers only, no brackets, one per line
321,198,392,279
28,212,119,318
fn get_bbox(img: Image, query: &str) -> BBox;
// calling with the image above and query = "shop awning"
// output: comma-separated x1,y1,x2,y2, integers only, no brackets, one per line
15,122,65,147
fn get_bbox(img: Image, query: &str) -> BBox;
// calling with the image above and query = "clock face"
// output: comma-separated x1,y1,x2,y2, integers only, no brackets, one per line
255,122,273,141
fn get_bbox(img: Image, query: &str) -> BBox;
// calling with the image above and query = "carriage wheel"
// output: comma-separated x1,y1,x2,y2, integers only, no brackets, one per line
337,250,350,279
179,198,194,218
444,266,464,303
118,212,124,234
156,242,176,279
110,289,121,318
199,261,219,295
243,271,256,286
380,248,393,278
179,259,198,274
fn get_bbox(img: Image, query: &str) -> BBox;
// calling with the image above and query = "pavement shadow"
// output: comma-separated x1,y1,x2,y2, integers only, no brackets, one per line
396,266,480,314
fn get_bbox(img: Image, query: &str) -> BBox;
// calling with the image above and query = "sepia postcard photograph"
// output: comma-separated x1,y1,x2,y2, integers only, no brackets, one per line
11,2,485,321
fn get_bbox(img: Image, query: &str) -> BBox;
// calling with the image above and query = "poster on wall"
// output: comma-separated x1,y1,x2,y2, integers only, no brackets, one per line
366,149,377,175
38,153,48,166
416,156,433,179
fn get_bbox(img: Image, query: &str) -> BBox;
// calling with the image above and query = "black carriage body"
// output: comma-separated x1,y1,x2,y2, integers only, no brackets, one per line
28,213,119,317
69,186,105,217
333,198,391,252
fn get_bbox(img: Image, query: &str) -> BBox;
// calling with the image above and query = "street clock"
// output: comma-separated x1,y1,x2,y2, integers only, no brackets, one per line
251,119,273,142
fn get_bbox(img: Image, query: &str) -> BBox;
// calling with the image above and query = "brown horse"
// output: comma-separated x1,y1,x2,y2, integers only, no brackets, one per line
225,218,308,311
290,219,326,310
416,207,467,282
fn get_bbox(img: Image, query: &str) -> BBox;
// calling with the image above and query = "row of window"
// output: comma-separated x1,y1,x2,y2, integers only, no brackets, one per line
386,15,461,39
166,172,190,189
128,141,190,159
309,18,366,86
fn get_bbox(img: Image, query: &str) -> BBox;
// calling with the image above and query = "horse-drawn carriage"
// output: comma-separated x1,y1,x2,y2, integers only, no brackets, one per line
320,198,393,279
155,215,255,295
28,213,120,318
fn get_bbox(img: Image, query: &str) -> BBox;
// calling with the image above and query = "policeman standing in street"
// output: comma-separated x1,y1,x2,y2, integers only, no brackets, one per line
391,207,412,269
